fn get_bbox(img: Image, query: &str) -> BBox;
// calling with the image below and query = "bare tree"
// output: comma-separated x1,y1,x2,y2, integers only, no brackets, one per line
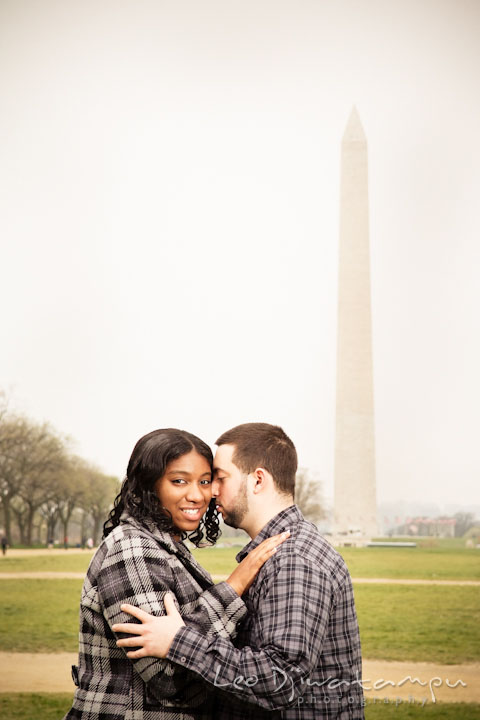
38,496,62,546
10,496,28,545
454,512,477,538
13,421,69,545
53,456,91,547
0,410,33,544
80,467,119,546
294,468,327,525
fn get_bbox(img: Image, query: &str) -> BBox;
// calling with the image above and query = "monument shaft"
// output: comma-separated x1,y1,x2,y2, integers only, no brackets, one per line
334,108,377,538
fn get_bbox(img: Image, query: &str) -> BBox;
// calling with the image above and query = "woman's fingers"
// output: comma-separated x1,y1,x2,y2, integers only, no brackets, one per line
119,603,152,621
262,530,290,547
116,635,145,647
239,530,290,568
248,531,290,567
254,530,290,556
270,530,291,544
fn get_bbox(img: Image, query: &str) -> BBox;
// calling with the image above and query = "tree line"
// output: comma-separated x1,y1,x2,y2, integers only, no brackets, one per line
0,396,119,547
0,393,327,547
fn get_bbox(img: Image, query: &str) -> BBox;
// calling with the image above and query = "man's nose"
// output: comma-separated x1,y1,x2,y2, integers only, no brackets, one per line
211,478,220,497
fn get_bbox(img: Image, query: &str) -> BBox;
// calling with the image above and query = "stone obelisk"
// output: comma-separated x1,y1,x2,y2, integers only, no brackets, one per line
334,107,377,539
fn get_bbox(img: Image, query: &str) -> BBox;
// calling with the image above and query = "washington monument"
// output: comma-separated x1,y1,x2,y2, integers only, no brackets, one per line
334,107,378,538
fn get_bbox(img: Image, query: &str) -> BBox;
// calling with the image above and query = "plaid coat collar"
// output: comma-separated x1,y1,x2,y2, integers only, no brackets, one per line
119,512,214,589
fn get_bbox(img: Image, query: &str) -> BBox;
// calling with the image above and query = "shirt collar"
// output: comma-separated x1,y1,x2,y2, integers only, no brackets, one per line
236,504,303,562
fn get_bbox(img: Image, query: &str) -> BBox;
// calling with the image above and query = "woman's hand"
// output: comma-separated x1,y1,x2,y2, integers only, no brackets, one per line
226,530,290,596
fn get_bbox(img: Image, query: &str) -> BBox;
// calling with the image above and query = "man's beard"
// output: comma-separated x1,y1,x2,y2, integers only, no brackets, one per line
221,477,248,529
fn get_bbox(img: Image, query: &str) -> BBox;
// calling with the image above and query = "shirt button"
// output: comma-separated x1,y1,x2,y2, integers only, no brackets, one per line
181,656,187,663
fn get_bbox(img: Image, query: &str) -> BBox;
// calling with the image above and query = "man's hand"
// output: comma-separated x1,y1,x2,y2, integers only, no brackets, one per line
112,593,185,659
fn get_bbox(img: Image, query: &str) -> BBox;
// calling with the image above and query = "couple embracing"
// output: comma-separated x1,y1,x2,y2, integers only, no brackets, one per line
64,422,364,720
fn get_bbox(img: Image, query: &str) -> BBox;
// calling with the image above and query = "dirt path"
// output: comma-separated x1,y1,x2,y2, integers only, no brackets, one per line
0,572,86,579
0,652,76,693
1,549,93,557
352,577,480,586
0,652,477,704
360,660,480,704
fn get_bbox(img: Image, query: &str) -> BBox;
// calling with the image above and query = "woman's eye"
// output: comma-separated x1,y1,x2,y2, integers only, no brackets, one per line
172,478,186,485
201,478,213,485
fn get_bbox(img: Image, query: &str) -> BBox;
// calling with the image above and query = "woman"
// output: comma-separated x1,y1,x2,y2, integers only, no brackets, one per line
64,428,287,720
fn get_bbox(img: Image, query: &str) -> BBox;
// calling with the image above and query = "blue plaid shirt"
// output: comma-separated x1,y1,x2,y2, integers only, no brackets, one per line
168,505,365,719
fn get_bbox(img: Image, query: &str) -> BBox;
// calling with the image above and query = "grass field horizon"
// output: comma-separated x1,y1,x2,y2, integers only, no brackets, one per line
2,538,478,581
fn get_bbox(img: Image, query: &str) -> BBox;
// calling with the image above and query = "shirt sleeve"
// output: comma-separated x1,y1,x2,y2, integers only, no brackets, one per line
97,533,245,705
166,554,332,710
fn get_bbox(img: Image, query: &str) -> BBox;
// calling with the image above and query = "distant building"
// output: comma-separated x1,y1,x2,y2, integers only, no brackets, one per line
395,516,456,538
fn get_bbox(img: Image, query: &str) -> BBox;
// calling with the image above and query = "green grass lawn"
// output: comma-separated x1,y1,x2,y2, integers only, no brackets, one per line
0,580,82,652
0,694,73,720
354,584,480,663
1,579,479,664
0,553,93,574
191,546,241,575
339,546,480,581
191,544,480,580
365,703,480,719
0,695,479,720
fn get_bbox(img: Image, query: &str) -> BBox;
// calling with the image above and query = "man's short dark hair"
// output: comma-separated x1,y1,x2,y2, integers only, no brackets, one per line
215,423,297,497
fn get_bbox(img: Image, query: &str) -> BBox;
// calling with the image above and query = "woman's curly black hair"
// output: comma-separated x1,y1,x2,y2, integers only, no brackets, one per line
103,428,221,547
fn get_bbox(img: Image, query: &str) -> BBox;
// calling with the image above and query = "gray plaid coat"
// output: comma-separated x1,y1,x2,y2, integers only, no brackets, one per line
64,514,246,720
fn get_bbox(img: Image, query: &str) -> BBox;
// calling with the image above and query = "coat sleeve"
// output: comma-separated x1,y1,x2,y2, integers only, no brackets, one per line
180,579,247,640
96,533,245,704
166,554,333,710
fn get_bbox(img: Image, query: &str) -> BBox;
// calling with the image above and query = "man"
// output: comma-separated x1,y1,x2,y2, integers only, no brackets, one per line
114,423,365,719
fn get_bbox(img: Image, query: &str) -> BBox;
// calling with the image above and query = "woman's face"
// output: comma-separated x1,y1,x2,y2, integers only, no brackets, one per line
155,449,212,536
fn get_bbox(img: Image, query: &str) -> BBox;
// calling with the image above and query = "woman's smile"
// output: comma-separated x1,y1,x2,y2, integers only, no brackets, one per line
180,507,203,517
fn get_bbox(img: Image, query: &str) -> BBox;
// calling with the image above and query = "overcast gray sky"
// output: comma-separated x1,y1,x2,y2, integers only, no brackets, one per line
1,0,479,511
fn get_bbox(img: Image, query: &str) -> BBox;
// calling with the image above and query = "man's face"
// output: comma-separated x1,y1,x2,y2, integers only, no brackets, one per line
212,444,249,529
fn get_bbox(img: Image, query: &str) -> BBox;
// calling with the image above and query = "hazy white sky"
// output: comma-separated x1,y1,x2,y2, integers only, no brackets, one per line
1,0,479,509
